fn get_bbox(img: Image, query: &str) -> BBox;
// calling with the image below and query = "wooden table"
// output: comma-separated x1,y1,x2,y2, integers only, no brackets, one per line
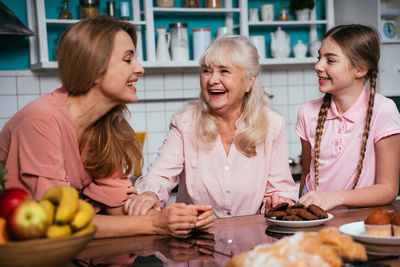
72,200,400,266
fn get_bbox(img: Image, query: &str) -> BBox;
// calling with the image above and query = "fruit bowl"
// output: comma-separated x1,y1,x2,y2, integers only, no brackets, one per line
0,229,95,267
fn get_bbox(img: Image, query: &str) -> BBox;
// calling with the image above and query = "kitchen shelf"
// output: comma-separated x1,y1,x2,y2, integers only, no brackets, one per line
248,20,328,27
27,0,334,71
151,7,241,14
46,19,146,26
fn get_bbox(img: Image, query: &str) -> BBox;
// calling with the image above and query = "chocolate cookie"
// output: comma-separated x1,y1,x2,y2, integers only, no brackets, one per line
291,203,305,209
270,202,289,212
282,214,303,221
266,210,287,218
308,204,328,219
295,209,319,220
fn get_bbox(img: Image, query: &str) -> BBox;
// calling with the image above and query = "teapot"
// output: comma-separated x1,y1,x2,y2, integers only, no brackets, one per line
156,27,171,62
270,27,290,58
293,40,307,58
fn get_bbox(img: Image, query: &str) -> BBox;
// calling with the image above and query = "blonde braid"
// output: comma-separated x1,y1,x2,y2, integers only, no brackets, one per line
313,94,331,190
352,72,376,188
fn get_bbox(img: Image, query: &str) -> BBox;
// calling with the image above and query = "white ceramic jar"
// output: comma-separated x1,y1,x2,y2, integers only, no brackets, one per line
192,28,211,61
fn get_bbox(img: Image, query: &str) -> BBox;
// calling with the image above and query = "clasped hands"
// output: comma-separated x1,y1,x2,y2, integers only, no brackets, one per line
124,191,215,237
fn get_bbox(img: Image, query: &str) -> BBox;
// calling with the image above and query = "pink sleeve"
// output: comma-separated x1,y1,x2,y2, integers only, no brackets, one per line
264,117,297,203
134,115,184,207
295,103,308,141
17,117,67,180
83,176,136,208
373,99,400,143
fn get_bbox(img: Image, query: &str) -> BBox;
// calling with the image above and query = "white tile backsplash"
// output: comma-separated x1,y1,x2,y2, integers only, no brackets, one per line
183,72,199,89
270,69,287,86
144,73,164,90
18,95,39,110
0,66,316,174
0,77,17,95
288,69,304,85
0,96,18,118
165,73,183,90
40,76,61,94
17,76,40,94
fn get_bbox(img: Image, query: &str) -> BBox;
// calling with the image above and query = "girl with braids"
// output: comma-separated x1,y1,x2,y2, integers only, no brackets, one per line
0,15,212,238
296,24,400,211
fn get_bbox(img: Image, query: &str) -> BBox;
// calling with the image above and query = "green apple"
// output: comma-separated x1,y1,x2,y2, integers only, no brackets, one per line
7,200,49,240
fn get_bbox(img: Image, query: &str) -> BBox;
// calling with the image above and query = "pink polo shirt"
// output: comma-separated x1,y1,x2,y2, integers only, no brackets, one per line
0,88,135,208
296,88,400,191
134,106,297,218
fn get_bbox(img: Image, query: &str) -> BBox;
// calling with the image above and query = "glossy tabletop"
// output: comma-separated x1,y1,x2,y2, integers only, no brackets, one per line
71,200,400,266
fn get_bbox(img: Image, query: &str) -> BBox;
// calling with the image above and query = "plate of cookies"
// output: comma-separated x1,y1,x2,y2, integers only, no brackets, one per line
265,203,333,228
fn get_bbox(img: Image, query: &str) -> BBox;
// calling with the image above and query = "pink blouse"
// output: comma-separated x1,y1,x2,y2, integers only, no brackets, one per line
134,106,297,218
0,88,135,208
296,88,400,191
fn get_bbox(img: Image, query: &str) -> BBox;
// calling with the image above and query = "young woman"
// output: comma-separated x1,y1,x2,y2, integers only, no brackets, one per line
126,36,297,218
0,15,211,238
297,24,400,211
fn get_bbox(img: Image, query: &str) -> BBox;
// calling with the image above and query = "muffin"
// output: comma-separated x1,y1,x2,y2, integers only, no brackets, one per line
364,209,392,236
391,215,400,236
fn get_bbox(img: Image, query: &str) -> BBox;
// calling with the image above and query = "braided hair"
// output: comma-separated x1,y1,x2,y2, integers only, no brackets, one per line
313,24,380,190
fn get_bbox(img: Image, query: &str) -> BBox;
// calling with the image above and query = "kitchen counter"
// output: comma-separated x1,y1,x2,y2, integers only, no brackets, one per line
70,200,400,266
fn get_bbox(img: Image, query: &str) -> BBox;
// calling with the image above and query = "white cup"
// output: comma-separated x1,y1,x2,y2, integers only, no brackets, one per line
261,4,274,21
193,28,211,60
249,8,259,22
217,26,232,38
249,35,266,59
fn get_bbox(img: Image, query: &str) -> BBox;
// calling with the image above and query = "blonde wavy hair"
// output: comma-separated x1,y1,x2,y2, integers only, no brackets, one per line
313,24,380,190
191,35,269,157
56,15,143,179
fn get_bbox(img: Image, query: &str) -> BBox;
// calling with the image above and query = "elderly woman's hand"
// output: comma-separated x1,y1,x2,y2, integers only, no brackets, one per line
149,203,198,237
124,191,160,216
264,193,295,214
188,204,215,230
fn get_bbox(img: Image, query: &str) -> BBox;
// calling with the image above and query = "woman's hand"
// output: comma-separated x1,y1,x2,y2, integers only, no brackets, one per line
150,203,198,237
299,190,343,211
264,193,295,214
124,191,160,216
188,204,215,230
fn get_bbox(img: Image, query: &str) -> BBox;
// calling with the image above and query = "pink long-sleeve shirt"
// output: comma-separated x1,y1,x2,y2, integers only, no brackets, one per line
134,106,297,218
296,88,400,192
0,88,135,208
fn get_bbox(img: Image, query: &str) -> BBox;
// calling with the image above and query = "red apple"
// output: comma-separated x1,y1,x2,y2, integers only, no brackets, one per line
7,199,48,240
0,187,30,219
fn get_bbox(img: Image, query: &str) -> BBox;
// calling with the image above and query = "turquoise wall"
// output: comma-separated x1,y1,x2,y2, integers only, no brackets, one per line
0,0,30,70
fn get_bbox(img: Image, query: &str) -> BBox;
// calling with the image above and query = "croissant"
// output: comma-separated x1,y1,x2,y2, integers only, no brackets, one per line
227,228,367,267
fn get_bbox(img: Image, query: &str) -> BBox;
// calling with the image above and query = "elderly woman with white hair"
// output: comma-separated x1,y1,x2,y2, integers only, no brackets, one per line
126,36,296,224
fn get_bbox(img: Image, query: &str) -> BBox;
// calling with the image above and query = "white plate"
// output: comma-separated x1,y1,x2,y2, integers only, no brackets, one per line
267,213,334,228
339,221,400,245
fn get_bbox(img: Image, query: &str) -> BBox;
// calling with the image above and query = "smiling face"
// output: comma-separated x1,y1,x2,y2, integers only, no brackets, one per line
96,30,144,105
200,59,254,117
314,37,366,97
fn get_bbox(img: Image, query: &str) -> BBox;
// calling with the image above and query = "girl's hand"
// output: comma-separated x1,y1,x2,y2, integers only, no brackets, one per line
124,191,160,216
150,203,198,237
264,193,295,214
188,204,215,230
298,190,343,211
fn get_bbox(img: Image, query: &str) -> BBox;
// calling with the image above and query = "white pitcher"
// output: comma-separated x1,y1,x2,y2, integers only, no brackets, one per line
156,27,171,62
270,27,291,58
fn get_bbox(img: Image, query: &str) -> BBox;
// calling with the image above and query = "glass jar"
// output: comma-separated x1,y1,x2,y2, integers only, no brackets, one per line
106,1,116,17
58,0,73,20
169,23,189,61
80,0,99,19
278,5,290,21
184,0,199,8
206,0,221,8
